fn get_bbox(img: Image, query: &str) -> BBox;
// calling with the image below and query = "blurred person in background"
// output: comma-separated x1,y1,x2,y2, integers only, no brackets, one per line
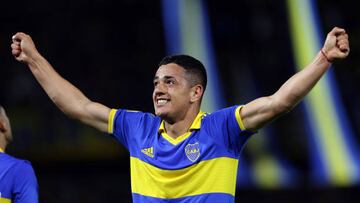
11,27,349,203
0,105,39,203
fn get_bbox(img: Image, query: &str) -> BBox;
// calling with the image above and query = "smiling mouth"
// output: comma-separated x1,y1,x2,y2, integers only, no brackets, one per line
156,99,170,106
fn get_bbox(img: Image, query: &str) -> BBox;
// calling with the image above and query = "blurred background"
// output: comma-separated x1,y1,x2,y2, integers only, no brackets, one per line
0,0,359,202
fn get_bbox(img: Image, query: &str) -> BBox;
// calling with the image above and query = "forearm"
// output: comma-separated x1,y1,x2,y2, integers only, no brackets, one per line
241,51,331,131
27,54,91,119
241,27,349,131
11,32,112,132
273,51,330,111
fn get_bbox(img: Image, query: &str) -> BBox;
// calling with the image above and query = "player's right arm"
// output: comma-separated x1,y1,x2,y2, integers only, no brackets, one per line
11,32,110,133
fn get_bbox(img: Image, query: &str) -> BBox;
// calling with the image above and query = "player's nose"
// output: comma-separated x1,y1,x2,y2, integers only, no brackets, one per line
154,82,167,95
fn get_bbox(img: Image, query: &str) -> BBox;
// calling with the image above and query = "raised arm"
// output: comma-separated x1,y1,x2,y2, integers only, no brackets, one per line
240,27,350,131
11,32,110,132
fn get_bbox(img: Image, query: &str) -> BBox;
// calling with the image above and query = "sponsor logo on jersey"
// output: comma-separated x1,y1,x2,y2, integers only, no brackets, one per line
141,147,154,158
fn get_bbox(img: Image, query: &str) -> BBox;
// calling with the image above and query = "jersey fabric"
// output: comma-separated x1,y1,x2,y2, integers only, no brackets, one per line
0,149,38,203
108,105,254,203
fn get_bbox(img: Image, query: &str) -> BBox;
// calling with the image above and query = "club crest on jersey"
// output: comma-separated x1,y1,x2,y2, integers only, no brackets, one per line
185,142,200,162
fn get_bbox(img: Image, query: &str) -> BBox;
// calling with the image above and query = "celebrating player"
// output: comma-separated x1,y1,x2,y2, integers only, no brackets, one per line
11,27,349,202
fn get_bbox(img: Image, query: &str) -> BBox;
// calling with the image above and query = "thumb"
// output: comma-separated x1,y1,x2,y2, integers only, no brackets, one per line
11,32,40,63
12,32,28,43
328,27,346,37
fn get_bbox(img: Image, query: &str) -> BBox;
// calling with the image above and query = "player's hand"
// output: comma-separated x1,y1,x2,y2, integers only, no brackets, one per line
322,27,350,62
11,32,41,63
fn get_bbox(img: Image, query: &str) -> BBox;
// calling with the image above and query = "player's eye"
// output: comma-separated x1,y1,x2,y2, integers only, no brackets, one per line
166,80,175,85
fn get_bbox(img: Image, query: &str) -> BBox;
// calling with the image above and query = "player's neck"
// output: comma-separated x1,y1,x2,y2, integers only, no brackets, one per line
164,108,199,139
0,136,6,153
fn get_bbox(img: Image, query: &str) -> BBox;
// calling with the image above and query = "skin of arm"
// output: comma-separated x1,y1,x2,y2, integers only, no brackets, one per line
240,27,350,132
11,32,110,132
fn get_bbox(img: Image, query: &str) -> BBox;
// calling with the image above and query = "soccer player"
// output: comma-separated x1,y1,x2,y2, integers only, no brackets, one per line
11,27,349,202
0,105,39,203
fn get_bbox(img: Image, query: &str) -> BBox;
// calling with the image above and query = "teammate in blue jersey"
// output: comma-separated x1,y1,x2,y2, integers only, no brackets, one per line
11,27,349,202
0,105,39,203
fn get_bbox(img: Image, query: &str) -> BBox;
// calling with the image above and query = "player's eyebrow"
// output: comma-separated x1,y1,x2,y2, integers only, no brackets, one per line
153,75,175,82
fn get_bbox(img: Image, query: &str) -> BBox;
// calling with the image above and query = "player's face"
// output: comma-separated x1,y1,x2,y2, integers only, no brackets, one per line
153,63,193,120
0,107,13,143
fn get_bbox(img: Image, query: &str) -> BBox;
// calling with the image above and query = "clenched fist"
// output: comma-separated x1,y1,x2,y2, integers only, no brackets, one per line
322,27,350,62
11,32,41,64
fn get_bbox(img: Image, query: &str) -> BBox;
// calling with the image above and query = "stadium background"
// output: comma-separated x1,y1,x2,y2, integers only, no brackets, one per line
0,0,359,202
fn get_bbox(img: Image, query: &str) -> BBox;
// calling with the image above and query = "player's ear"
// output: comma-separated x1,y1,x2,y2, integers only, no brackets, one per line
0,118,6,133
190,84,203,103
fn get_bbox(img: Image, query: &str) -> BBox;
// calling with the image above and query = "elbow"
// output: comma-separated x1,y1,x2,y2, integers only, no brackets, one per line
51,95,84,120
271,97,294,116
277,102,293,115
55,102,77,119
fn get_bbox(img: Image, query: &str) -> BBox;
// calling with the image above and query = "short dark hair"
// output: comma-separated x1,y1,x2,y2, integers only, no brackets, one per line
159,55,207,91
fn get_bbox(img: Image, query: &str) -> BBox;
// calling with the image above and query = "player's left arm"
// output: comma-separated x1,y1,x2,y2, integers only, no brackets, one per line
240,27,349,132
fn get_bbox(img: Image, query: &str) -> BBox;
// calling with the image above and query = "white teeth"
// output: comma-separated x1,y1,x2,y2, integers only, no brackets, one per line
157,99,168,105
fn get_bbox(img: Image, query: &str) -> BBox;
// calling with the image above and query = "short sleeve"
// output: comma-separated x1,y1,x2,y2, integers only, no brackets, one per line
204,105,254,155
13,161,39,203
108,109,157,150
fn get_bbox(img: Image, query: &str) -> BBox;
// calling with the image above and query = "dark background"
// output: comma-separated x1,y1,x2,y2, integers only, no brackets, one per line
0,0,359,202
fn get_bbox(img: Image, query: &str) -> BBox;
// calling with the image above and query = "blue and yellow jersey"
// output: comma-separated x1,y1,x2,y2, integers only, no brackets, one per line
0,149,38,203
108,105,254,203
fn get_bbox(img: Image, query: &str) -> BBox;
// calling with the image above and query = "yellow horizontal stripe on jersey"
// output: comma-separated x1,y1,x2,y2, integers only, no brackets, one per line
0,197,11,203
130,156,238,198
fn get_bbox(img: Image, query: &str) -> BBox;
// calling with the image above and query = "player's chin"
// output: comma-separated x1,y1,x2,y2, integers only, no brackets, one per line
5,133,13,143
154,110,164,117
154,108,168,118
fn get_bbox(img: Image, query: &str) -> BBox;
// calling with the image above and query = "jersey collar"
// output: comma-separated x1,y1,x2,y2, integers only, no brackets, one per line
158,111,206,145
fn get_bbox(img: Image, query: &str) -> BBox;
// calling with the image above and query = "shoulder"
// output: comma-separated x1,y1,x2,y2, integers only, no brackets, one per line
0,153,26,166
7,157,39,202
113,109,157,119
202,105,249,132
109,109,161,134
11,159,38,189
203,105,240,120
0,154,35,173
8,157,36,176
0,154,37,182
114,109,160,123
